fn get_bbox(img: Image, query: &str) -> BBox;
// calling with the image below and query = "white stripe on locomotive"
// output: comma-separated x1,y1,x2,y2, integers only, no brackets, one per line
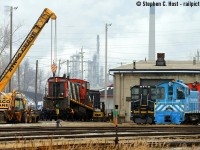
156,104,184,112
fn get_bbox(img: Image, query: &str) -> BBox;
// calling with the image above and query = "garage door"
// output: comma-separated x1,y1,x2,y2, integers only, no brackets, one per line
140,79,173,86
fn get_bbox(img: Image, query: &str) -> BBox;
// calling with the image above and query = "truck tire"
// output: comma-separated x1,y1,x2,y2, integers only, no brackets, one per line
22,113,28,123
28,116,32,123
0,112,6,123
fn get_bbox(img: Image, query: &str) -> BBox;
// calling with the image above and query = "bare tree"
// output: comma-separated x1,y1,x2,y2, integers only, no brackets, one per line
0,22,22,56
0,24,10,56
0,22,45,94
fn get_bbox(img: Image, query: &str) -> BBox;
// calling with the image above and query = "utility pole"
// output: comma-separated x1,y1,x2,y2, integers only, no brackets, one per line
96,35,100,86
18,67,20,91
51,20,53,65
9,6,18,92
105,23,111,113
23,66,26,91
9,6,13,92
67,60,69,77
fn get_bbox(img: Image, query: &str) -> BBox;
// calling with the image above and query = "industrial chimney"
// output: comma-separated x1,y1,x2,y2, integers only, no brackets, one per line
148,6,155,61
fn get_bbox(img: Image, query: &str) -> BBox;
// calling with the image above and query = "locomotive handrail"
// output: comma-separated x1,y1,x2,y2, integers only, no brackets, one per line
70,98,93,110
147,94,150,114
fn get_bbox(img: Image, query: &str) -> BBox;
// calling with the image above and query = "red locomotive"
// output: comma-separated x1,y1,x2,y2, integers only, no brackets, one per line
43,75,95,121
187,81,200,92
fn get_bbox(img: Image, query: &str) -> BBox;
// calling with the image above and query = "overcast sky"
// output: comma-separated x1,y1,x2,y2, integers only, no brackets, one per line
1,0,200,75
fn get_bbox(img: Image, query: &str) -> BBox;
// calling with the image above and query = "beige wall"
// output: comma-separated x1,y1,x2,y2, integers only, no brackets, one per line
113,73,200,122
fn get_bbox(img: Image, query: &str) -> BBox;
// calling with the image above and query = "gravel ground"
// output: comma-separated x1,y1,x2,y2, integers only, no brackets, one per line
0,121,199,127
0,121,135,127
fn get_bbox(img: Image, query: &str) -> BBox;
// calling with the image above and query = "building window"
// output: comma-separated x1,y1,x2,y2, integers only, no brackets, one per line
176,86,185,99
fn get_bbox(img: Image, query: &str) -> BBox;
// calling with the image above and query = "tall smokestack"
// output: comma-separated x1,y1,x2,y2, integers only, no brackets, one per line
148,6,155,61
96,35,100,85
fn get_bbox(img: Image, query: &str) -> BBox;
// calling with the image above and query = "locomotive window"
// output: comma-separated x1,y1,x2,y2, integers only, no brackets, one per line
131,88,139,94
186,89,190,95
82,83,85,89
49,83,53,96
76,82,80,86
56,83,64,97
151,95,156,100
157,87,164,99
132,95,139,100
168,87,173,95
49,82,64,97
176,86,185,99
143,89,148,95
151,88,156,94
87,82,90,90
131,88,140,100
150,87,156,100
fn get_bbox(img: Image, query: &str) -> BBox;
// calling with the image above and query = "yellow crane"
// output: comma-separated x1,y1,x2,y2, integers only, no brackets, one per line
0,8,56,123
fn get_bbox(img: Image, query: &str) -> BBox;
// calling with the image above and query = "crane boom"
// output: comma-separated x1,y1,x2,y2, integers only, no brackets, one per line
0,8,56,92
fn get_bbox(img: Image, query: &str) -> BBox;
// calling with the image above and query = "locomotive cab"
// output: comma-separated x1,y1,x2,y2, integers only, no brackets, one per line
43,77,69,120
155,80,189,124
131,85,156,124
49,82,65,97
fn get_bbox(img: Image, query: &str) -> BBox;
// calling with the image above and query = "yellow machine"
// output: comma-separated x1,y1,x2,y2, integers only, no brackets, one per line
92,102,107,122
93,110,105,121
0,8,56,123
4,92,40,123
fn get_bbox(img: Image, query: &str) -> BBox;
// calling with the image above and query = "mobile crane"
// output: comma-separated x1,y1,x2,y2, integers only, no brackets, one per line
0,8,56,123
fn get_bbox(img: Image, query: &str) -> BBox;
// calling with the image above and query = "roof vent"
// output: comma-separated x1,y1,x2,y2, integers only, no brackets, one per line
156,53,166,66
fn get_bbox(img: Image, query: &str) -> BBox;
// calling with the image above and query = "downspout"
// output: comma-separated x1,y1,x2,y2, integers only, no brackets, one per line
120,73,124,113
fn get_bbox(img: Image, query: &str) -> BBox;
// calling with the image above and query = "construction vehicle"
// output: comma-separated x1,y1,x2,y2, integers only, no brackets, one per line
92,103,106,122
90,90,107,121
0,8,56,123
4,92,40,123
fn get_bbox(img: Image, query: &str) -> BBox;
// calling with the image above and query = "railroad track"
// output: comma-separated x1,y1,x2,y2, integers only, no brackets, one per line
0,123,200,149
0,126,200,141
